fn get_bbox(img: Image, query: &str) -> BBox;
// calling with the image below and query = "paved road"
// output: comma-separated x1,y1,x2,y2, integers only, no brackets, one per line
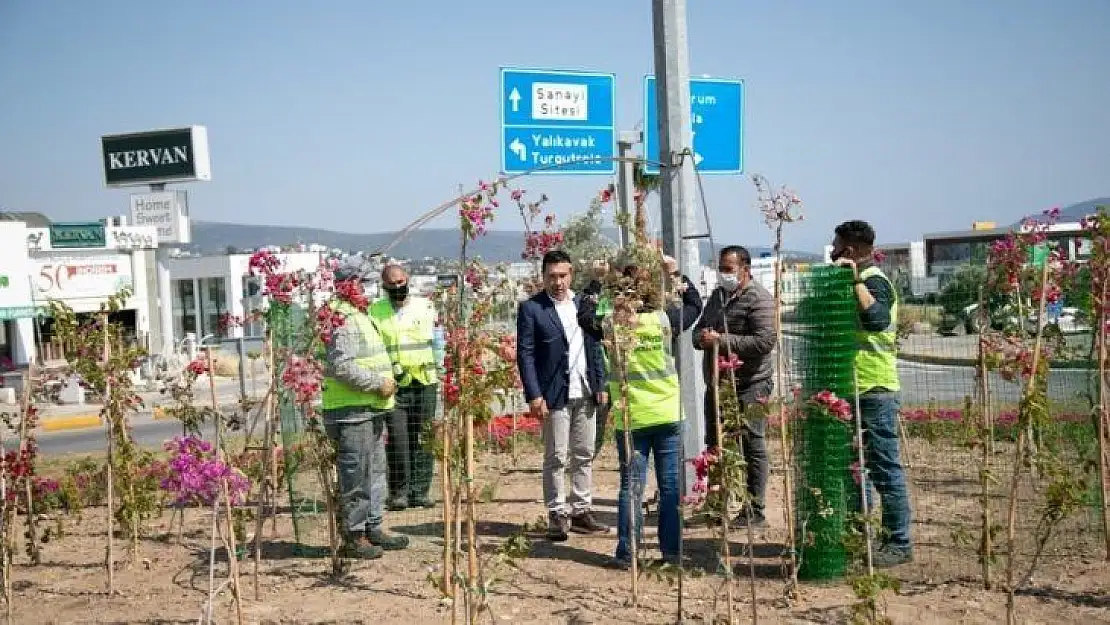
9,401,261,457
779,336,1094,406
27,339,1097,458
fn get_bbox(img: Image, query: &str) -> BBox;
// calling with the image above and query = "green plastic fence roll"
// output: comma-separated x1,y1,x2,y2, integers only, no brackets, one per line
793,265,857,581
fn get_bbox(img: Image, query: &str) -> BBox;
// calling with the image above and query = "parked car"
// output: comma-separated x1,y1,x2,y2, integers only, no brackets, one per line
944,302,1090,336
1023,306,1090,335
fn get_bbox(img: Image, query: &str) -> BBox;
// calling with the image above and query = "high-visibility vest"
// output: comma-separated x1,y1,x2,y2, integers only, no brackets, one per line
608,311,681,430
321,300,396,411
855,265,901,394
370,297,438,386
596,294,612,370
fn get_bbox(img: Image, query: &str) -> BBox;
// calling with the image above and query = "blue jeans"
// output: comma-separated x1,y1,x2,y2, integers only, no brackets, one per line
851,391,912,551
615,422,683,562
324,411,388,535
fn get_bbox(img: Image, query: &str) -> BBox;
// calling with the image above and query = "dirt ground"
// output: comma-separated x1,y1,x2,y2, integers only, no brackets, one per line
9,439,1110,625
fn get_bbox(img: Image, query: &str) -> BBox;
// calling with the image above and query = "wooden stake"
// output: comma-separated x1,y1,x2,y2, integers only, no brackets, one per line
709,344,734,623
17,362,39,565
1097,282,1110,561
1006,262,1050,625
251,337,276,600
102,316,115,595
0,378,14,622
771,229,799,590
206,349,245,625
976,289,995,588
465,408,479,622
441,418,455,599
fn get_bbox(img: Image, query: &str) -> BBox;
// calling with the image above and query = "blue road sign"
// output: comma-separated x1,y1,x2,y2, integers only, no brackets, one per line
500,68,616,175
643,76,744,175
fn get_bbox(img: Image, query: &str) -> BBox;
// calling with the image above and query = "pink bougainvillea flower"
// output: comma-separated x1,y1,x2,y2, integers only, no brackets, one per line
717,353,742,372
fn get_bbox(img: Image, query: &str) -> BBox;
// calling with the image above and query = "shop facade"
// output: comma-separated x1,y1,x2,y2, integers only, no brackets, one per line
167,250,325,343
0,222,37,367
24,221,159,360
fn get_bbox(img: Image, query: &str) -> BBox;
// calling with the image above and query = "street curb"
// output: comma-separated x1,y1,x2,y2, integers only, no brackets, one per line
41,414,102,432
898,351,1095,370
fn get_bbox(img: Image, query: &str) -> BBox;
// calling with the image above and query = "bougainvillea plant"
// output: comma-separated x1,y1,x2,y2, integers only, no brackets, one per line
49,289,159,568
162,436,251,508
428,178,537,621
977,207,1094,623
1079,207,1110,561
244,249,368,576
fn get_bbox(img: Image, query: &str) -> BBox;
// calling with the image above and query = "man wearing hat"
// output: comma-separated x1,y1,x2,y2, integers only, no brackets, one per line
321,254,410,559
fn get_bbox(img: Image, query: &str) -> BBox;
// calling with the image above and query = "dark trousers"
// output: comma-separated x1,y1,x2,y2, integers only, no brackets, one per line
324,413,387,534
704,380,772,516
386,382,438,501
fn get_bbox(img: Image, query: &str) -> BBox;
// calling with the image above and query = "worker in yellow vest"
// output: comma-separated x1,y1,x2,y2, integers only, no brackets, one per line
603,265,695,570
371,264,440,511
830,220,913,568
321,257,410,558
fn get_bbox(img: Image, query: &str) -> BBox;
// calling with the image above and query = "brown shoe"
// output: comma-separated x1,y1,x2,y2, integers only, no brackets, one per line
341,535,383,560
570,511,609,534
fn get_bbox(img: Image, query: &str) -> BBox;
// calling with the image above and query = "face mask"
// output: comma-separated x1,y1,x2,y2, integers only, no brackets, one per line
386,284,409,302
718,272,740,291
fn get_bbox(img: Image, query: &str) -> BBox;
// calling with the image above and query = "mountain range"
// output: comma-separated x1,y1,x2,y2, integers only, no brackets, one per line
188,220,822,263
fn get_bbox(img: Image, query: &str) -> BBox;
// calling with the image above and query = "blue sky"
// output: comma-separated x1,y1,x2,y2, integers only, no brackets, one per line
1,0,1107,253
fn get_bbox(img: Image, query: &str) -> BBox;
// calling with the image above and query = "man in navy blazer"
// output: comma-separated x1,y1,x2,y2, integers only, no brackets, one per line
517,250,609,541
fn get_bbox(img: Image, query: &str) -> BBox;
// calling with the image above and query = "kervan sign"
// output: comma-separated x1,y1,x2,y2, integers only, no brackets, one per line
101,126,212,188
130,191,191,244
49,222,107,249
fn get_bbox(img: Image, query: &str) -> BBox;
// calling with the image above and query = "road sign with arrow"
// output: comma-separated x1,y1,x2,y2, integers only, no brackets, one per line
643,76,744,175
500,67,616,175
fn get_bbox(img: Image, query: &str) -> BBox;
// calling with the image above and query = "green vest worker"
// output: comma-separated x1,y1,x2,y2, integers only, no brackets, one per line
604,268,687,569
372,263,440,511
321,256,410,558
830,219,912,567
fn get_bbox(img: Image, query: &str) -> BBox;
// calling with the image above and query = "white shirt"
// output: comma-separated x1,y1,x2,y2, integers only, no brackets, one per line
552,291,589,400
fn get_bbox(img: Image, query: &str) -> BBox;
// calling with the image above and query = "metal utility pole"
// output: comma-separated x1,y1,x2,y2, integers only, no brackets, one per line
615,131,638,248
652,0,705,491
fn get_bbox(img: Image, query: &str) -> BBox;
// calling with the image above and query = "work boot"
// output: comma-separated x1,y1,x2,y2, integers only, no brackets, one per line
872,545,913,568
387,495,409,511
546,513,570,542
366,527,410,551
729,505,767,529
341,535,383,560
570,511,609,534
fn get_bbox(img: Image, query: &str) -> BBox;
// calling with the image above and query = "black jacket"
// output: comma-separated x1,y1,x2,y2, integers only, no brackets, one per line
693,282,777,389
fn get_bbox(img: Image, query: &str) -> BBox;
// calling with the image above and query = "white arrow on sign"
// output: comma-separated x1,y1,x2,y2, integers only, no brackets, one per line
509,138,527,161
509,88,521,112
694,153,704,166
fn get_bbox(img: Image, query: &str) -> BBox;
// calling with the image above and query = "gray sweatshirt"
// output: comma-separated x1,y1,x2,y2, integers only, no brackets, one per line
323,314,393,424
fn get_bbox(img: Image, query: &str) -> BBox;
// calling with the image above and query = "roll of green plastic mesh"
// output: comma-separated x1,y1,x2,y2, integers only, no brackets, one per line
792,265,857,581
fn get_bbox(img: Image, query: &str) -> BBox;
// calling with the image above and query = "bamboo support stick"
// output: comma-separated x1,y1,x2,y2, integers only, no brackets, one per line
206,349,244,625
709,344,734,624
1097,283,1110,561
102,317,115,595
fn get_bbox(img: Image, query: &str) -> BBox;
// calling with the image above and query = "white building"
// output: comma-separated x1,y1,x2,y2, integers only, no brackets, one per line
0,221,36,367
0,216,160,365
167,251,326,341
